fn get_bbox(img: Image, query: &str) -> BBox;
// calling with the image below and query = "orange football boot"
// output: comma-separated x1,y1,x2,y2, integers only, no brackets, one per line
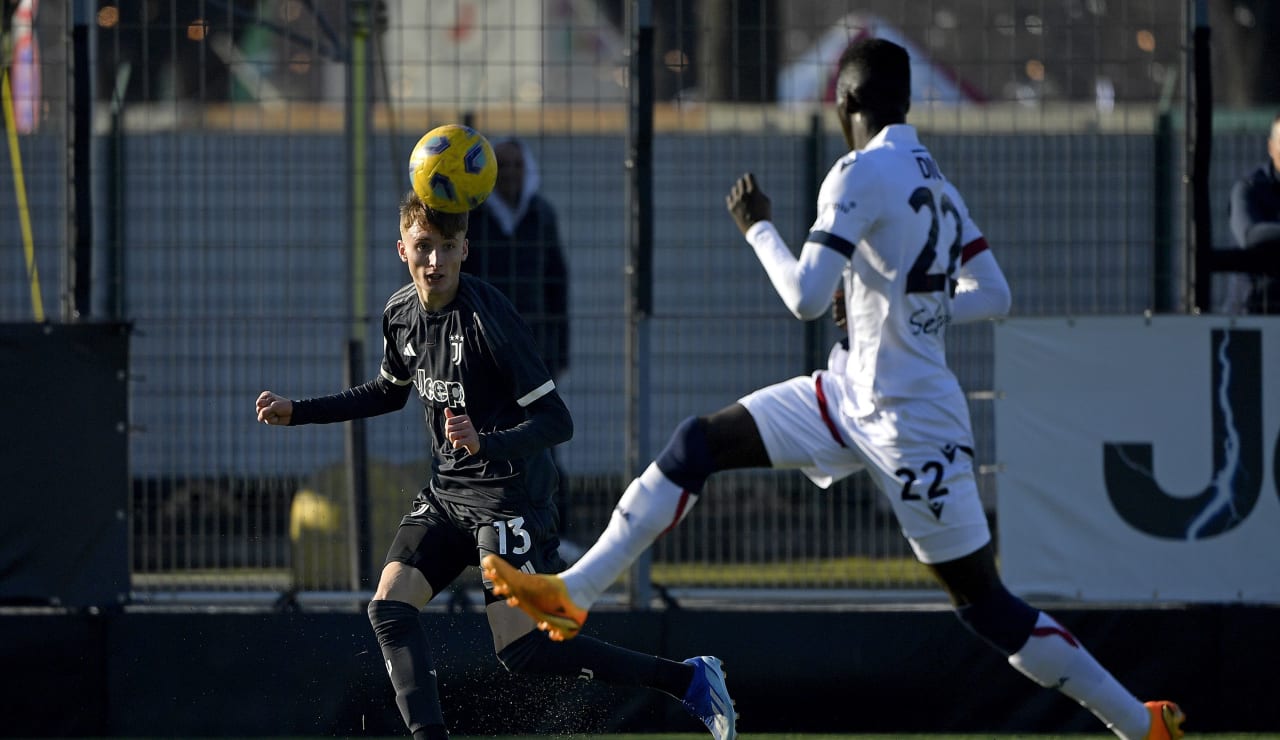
481,554,588,641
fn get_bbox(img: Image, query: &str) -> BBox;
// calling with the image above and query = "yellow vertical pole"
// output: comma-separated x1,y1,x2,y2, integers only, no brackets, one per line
2,67,45,321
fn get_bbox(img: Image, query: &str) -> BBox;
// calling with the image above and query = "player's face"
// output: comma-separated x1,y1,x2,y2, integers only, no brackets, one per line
494,141,525,207
836,92,857,151
398,219,468,311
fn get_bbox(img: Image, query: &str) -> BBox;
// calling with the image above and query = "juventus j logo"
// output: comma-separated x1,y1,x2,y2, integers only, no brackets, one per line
1103,329,1264,540
450,334,463,365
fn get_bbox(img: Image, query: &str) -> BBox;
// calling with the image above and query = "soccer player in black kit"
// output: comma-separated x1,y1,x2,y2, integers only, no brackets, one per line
255,192,737,740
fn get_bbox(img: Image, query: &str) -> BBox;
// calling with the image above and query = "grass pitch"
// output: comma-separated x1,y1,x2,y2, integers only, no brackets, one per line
251,734,1268,740
90,723,1273,738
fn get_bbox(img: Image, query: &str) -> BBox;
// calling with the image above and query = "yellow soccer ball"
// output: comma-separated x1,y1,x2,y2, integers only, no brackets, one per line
408,124,498,213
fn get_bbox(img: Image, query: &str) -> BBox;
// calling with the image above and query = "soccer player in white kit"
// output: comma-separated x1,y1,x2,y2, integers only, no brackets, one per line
485,38,1184,740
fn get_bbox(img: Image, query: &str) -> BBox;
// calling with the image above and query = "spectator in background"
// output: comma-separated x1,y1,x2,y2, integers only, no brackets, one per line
1226,112,1280,313
467,138,569,381
466,137,575,535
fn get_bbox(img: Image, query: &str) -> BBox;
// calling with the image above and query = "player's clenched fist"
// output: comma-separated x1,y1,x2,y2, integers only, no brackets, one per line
256,391,293,426
443,407,481,455
726,172,772,235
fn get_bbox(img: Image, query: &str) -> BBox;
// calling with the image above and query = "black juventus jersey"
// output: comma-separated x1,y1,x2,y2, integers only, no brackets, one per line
378,274,571,507
289,274,571,510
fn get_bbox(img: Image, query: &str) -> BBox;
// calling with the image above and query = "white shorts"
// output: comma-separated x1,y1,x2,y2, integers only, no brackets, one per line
738,371,990,564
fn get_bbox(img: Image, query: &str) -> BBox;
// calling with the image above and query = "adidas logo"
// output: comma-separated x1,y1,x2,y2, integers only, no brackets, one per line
403,342,417,357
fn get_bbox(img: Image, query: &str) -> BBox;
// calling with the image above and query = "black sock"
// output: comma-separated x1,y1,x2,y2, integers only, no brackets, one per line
368,599,447,736
497,630,695,699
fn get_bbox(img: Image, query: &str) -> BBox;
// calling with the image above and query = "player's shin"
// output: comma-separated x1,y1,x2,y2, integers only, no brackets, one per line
497,629,693,698
368,600,448,740
561,463,699,607
1007,611,1150,740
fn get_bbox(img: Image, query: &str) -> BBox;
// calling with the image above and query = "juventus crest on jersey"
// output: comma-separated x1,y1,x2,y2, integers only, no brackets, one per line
378,274,560,504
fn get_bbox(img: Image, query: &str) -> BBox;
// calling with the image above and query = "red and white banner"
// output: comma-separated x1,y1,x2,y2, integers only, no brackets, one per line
994,316,1280,603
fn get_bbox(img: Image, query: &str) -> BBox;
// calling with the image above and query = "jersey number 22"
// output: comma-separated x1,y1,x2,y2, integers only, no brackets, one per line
906,186,963,297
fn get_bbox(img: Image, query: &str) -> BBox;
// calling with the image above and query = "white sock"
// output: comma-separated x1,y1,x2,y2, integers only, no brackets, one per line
560,463,698,608
1007,612,1151,740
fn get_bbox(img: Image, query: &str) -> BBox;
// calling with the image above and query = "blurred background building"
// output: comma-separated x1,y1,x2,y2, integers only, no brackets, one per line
49,0,1280,113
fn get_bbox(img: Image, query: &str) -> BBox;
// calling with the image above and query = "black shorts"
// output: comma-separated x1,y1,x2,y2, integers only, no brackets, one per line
384,486,567,605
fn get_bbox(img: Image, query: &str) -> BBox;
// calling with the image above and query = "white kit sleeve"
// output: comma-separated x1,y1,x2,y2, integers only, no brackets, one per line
745,221,848,321
951,249,1011,323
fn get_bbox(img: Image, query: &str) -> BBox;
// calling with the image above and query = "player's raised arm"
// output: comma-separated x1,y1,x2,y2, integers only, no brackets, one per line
726,172,846,320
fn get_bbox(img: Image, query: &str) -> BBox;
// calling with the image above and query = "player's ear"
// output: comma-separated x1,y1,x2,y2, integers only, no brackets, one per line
836,87,858,118
461,237,469,261
397,239,408,262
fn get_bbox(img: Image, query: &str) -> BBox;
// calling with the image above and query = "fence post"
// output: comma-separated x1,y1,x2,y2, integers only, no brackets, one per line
803,111,827,372
65,0,93,320
624,0,655,610
1186,0,1213,313
345,0,374,595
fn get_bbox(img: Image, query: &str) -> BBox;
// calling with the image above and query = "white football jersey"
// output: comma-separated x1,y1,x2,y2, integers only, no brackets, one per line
809,124,982,417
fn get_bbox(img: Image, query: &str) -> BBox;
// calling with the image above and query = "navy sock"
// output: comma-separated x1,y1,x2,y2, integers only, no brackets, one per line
368,599,447,735
954,585,1040,655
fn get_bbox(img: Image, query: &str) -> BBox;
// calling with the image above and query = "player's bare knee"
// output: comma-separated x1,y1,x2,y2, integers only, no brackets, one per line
487,600,537,660
374,561,432,605
494,630,543,674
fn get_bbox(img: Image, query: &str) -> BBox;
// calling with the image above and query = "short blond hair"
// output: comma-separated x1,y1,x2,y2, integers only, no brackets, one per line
399,191,468,237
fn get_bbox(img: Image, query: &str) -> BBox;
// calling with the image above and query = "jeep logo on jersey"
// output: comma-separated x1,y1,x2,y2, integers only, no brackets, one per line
414,369,466,407
450,333,463,365
1102,329,1262,540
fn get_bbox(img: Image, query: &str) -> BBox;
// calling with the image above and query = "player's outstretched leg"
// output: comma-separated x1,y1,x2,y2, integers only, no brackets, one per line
481,554,587,641
681,656,738,740
1143,701,1185,740
934,546,1185,740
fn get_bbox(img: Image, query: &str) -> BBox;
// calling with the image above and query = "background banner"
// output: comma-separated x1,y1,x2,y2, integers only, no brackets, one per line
0,323,130,608
994,316,1280,603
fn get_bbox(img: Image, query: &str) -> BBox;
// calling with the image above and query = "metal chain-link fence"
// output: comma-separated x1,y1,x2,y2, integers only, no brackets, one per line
2,0,1270,605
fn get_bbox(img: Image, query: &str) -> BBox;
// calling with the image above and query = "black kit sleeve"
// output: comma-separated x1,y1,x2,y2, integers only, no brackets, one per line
478,389,572,461
289,374,412,426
